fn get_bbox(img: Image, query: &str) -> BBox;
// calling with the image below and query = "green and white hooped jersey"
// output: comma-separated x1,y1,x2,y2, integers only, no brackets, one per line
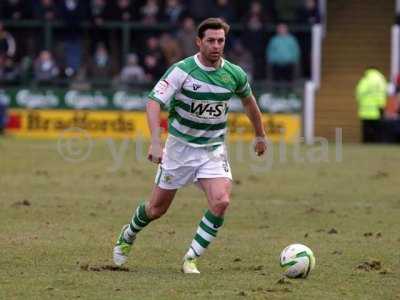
148,54,252,147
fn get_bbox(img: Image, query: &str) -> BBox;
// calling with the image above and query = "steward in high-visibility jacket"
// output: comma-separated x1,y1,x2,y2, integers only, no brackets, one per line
356,68,387,142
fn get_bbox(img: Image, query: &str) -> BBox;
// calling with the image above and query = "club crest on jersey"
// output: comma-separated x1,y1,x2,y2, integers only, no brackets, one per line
221,74,232,84
190,101,228,119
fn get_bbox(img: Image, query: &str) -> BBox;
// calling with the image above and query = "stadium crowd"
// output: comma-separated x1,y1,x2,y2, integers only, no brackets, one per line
0,0,321,88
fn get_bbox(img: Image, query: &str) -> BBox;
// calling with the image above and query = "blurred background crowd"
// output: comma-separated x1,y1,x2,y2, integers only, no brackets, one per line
0,0,321,89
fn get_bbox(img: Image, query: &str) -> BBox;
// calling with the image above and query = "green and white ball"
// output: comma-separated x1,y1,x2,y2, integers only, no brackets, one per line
280,243,316,278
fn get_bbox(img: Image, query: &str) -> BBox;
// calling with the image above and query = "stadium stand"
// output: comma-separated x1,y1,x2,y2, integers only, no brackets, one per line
315,0,393,142
0,0,318,88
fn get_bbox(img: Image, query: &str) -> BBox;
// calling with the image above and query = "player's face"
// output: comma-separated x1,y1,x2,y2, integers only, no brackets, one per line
197,29,225,63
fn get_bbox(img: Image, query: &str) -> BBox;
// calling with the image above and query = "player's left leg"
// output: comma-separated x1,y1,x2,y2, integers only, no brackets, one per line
182,177,232,273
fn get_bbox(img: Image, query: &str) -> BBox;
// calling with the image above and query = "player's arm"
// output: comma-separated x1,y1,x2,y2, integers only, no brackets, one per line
241,94,267,156
146,99,163,164
146,64,183,163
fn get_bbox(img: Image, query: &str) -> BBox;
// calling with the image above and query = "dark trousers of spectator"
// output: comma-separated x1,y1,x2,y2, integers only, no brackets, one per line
0,102,6,134
271,64,295,96
381,119,400,143
361,120,381,143
272,64,295,83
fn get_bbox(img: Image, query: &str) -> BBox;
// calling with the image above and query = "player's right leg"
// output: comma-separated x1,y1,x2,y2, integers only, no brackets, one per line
113,185,177,266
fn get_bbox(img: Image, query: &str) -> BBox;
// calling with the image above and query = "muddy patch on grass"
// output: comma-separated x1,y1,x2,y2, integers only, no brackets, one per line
12,199,31,207
79,263,130,272
251,265,264,271
233,179,242,185
265,287,292,293
305,207,322,214
327,228,338,234
356,260,382,271
369,171,389,180
363,232,382,238
35,169,49,177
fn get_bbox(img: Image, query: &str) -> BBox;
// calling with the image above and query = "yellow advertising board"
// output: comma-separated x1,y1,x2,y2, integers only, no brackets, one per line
7,109,301,143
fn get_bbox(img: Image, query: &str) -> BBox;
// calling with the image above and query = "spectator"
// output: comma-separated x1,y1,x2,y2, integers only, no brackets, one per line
213,0,236,23
0,2,4,20
227,39,254,82
57,0,89,24
162,0,187,25
0,92,7,134
141,36,166,81
119,53,146,85
86,43,114,82
159,33,183,65
384,93,400,120
109,0,136,22
3,0,31,20
89,0,112,53
266,23,300,85
139,0,161,24
33,50,60,83
143,36,165,62
241,1,268,79
90,0,110,25
296,0,321,25
143,53,165,82
0,23,16,59
355,67,387,143
294,0,319,79
381,78,400,143
241,0,276,25
176,17,197,58
57,0,89,76
0,56,19,81
33,0,57,21
185,0,216,22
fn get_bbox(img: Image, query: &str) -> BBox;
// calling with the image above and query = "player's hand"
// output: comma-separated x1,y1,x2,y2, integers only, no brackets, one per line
254,136,268,156
147,141,163,164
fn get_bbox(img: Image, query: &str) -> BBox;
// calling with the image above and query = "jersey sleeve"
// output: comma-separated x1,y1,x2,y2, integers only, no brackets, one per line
148,65,186,107
234,66,252,98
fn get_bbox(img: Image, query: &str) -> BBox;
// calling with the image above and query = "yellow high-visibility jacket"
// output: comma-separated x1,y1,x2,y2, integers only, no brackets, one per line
356,69,387,120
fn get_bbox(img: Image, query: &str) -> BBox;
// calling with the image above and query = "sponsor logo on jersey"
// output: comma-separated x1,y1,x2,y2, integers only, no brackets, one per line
190,101,228,119
154,80,169,95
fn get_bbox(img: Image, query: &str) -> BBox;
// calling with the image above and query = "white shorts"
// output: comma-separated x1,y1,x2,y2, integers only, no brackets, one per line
154,135,232,190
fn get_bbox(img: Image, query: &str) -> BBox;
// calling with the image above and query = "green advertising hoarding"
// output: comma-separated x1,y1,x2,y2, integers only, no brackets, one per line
0,87,302,113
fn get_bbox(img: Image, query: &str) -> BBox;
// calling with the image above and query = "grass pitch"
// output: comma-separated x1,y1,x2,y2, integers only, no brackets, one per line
1,137,400,299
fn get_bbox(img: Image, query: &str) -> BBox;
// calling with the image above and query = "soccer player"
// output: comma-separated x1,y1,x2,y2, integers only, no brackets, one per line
113,18,267,274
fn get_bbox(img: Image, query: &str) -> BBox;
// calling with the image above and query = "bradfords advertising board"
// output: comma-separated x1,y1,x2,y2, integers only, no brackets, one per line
7,109,300,142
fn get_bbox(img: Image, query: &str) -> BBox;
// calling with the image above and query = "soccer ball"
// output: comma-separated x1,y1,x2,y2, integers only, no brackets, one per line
280,243,315,278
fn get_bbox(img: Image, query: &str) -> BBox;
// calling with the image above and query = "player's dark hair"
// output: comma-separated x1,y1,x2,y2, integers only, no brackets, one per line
197,18,230,39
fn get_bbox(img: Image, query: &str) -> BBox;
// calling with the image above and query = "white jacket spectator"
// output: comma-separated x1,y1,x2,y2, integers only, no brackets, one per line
34,50,59,82
0,22,16,58
120,53,146,85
